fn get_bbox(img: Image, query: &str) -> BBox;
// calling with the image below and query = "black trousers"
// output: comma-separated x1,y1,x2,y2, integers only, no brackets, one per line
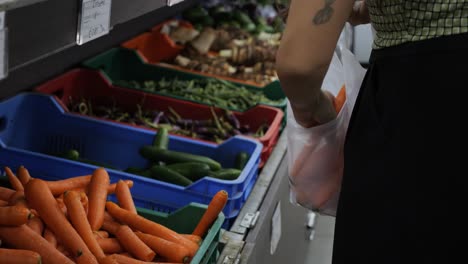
332,33,468,264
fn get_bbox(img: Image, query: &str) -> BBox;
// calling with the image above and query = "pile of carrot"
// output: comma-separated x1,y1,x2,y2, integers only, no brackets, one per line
0,165,228,264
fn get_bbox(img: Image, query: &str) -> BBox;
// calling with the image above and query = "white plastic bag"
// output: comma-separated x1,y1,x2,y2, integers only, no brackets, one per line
286,48,366,216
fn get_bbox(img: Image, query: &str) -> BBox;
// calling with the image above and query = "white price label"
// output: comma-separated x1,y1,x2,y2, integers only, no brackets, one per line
270,201,282,255
77,0,112,45
167,0,184,7
0,28,8,80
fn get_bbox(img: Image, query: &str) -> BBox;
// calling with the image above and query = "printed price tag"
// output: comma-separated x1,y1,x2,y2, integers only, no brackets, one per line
77,0,112,45
0,28,8,80
167,0,184,7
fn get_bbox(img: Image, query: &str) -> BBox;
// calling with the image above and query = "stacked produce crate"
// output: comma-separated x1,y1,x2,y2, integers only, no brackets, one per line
1,0,287,243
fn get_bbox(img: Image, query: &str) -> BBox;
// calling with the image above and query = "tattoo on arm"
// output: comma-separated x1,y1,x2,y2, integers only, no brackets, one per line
313,0,336,25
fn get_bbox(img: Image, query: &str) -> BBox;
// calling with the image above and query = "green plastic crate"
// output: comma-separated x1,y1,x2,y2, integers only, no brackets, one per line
137,203,225,264
82,47,287,115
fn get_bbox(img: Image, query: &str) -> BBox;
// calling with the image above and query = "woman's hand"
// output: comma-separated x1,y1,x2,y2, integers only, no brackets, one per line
291,90,337,128
348,1,370,26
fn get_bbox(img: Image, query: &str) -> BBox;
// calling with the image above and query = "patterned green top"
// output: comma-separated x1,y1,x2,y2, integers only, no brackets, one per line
367,0,468,48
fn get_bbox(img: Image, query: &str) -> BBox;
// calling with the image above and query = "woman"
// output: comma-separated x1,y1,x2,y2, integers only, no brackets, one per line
276,1,467,263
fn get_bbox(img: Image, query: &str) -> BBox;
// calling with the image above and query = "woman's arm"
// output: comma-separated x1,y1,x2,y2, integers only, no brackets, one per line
276,0,355,127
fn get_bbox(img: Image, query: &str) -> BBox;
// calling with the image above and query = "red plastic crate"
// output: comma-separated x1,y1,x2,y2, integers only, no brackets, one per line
34,69,283,167
122,20,193,64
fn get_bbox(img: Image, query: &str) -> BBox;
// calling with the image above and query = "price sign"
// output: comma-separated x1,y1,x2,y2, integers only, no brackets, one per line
77,0,112,45
167,0,184,7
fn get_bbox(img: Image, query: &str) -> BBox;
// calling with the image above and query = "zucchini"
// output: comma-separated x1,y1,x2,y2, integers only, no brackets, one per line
210,168,242,180
165,162,211,181
139,146,222,171
235,152,249,170
150,166,193,187
153,127,169,150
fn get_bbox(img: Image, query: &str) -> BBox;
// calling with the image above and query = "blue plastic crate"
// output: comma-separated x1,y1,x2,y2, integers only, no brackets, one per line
0,93,262,220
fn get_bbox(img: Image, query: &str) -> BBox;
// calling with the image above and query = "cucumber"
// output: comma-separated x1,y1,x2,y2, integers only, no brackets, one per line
153,127,169,150
150,166,193,187
63,149,80,160
165,162,211,181
59,149,117,169
124,167,151,178
210,168,242,180
139,146,222,171
235,152,249,170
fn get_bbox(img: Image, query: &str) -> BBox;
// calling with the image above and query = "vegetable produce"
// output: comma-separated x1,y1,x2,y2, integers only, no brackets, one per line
165,162,212,182
105,201,200,257
0,225,74,264
0,248,42,264
64,190,106,260
115,78,282,111
192,190,228,237
149,166,193,187
0,205,33,226
139,146,222,171
115,225,156,261
115,180,137,214
333,85,347,114
86,168,110,231
69,98,269,143
24,179,99,263
0,166,225,263
136,232,191,263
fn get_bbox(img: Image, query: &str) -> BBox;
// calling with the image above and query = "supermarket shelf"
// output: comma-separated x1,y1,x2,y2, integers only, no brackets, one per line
0,0,47,11
0,0,200,98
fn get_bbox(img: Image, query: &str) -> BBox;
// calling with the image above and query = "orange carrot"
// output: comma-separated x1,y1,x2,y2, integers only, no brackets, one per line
43,228,58,248
24,178,99,264
0,247,42,264
0,186,15,201
333,85,346,114
56,197,68,216
109,254,176,264
0,200,8,206
0,205,33,226
64,190,106,260
27,216,44,236
115,180,137,214
115,225,155,261
17,165,32,187
106,202,199,257
108,180,134,194
136,231,191,263
87,168,110,231
192,190,228,237
46,175,92,196
104,211,115,222
4,167,24,192
79,191,89,214
97,238,124,254
101,219,122,235
0,224,74,264
94,230,109,239
99,255,119,264
181,234,203,245
8,190,27,207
